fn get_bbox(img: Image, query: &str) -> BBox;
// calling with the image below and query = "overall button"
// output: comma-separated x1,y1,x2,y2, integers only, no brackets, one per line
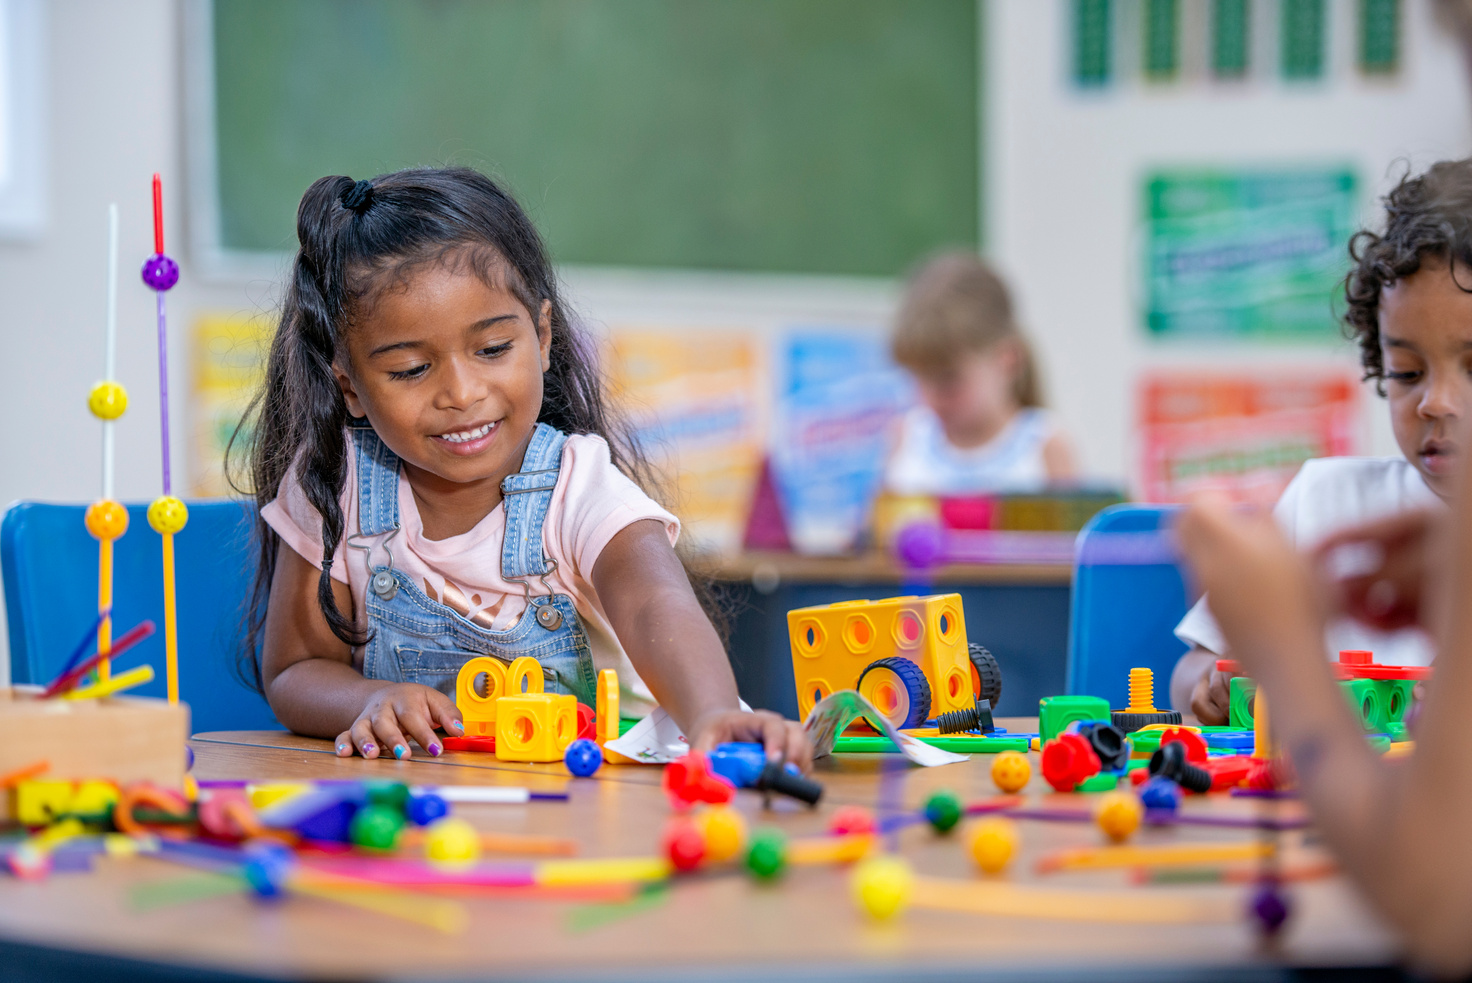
535,603,563,630
371,570,398,600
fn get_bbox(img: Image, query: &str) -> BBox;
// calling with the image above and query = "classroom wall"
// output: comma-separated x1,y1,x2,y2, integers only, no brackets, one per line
986,0,1472,480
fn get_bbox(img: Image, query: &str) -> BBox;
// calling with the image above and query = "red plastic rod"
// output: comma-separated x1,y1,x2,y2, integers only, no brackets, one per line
152,173,164,254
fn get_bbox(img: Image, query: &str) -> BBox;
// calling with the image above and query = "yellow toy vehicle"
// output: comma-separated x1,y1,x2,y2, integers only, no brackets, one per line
787,593,1001,729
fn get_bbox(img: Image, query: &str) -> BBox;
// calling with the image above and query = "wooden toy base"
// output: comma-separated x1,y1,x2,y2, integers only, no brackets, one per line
0,686,189,820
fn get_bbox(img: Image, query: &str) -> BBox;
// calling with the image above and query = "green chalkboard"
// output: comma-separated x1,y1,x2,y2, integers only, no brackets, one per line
209,0,980,277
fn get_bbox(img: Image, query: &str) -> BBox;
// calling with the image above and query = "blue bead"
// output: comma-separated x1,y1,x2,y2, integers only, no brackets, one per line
242,844,294,901
140,253,179,291
1139,775,1182,812
406,792,448,826
564,738,603,777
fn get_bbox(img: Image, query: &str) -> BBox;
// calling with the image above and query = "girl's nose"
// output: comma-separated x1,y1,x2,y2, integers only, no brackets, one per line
1418,371,1466,421
437,357,483,410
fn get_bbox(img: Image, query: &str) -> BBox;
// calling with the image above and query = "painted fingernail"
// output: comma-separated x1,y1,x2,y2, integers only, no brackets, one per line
336,743,349,755
362,743,376,755
450,720,465,733
428,743,442,757
393,744,407,759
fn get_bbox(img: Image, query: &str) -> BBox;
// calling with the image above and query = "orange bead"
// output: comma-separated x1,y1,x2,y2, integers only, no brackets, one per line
85,499,128,540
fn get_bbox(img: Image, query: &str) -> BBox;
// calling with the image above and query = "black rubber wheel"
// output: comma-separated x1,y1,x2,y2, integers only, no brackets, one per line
857,657,932,730
968,643,1003,712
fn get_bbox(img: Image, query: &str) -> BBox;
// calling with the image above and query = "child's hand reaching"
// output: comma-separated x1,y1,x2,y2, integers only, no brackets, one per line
1190,665,1233,725
690,709,814,774
335,682,464,760
1312,509,1448,634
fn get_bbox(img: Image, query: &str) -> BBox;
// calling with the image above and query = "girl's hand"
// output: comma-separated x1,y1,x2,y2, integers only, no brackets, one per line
335,683,464,760
1176,494,1326,681
690,709,814,774
1190,667,1233,725
1311,509,1447,634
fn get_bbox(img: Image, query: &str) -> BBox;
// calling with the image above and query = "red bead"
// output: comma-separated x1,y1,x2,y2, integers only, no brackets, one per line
663,817,707,872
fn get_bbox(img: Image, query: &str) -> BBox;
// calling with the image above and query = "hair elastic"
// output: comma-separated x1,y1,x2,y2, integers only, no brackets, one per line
341,180,374,214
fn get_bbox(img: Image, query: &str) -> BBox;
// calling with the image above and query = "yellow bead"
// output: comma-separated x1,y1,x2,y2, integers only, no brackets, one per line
968,817,1018,875
850,854,914,920
693,806,747,863
87,381,128,420
84,499,129,540
425,817,480,868
990,750,1032,793
148,496,188,534
1094,791,1143,843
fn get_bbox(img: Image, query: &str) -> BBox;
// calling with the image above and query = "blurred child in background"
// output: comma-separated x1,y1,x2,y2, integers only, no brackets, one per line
885,252,1078,495
1170,159,1472,719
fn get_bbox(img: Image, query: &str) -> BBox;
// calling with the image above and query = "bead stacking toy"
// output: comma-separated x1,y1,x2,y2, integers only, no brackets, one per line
140,173,186,705
85,204,127,682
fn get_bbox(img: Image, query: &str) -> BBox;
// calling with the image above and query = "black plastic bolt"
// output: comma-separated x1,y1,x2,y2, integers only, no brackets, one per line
1148,741,1212,793
935,698,996,735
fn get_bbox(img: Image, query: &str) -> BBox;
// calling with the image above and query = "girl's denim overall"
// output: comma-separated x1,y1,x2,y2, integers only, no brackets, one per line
348,422,598,705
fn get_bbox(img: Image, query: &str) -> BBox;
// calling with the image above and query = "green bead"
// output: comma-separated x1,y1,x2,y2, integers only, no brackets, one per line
745,829,787,880
365,781,410,811
350,803,405,852
923,790,963,833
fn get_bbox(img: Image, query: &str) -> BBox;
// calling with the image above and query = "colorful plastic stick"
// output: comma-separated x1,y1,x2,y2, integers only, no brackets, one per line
140,174,185,705
63,663,155,701
43,620,156,697
909,877,1234,924
85,204,128,682
52,610,106,683
1036,841,1269,874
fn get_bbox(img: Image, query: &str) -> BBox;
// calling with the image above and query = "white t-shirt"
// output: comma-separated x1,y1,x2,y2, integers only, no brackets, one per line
1175,456,1444,668
261,432,679,715
885,406,1058,495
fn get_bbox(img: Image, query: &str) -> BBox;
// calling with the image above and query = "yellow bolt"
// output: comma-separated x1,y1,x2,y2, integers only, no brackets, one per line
1126,668,1157,713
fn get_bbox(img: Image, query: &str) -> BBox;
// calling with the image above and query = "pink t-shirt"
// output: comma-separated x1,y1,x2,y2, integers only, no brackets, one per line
260,432,679,714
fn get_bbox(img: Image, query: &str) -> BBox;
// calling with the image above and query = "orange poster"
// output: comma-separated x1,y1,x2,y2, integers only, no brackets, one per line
1137,373,1361,503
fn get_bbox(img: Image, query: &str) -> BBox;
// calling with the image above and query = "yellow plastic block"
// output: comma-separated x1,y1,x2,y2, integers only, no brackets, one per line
16,781,76,826
247,782,312,810
455,656,509,737
495,692,578,763
69,780,119,817
787,593,973,722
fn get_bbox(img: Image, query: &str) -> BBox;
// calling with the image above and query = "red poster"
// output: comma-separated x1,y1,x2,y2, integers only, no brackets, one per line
1137,373,1361,503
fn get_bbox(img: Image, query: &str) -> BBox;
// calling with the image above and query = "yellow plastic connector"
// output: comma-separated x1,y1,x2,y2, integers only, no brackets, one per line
455,656,507,737
495,692,578,763
1125,668,1158,713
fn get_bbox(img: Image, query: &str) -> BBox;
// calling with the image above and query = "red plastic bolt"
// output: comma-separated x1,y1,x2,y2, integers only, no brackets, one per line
1041,733,1101,792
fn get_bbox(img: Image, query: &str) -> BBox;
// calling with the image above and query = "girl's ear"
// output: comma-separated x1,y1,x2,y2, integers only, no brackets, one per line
537,299,553,373
333,360,368,419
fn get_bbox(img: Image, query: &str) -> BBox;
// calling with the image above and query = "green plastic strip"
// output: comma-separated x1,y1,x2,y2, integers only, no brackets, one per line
832,735,1031,754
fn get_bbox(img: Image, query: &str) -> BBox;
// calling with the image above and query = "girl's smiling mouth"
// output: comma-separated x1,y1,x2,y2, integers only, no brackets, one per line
433,420,498,454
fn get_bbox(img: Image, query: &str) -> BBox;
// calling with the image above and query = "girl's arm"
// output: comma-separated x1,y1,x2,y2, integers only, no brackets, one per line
1177,496,1472,977
592,519,812,770
260,541,462,759
1041,429,1079,483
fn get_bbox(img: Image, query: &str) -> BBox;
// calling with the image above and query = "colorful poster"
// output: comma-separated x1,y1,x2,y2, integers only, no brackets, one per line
1143,169,1357,337
191,314,272,497
770,329,914,554
1136,373,1361,503
605,328,765,555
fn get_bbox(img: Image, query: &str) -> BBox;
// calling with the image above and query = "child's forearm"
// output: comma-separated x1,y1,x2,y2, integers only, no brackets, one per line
620,583,741,735
266,657,395,739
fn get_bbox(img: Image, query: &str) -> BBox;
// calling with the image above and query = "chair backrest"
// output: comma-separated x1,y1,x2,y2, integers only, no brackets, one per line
1065,504,1193,710
2,500,281,732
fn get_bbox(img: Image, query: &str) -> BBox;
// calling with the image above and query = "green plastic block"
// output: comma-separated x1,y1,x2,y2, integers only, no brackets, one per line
1076,772,1119,792
1038,695,1110,743
1367,735,1392,754
1229,676,1256,730
1382,679,1415,725
1344,678,1383,733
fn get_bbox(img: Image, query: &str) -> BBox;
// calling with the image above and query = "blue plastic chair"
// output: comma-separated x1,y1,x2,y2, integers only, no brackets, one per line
1065,504,1195,711
2,500,281,732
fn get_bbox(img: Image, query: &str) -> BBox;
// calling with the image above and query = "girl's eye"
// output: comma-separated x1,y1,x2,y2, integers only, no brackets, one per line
479,343,513,359
388,364,429,381
1385,370,1422,384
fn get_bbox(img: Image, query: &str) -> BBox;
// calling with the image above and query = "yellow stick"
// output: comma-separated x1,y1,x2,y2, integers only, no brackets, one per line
97,537,113,682
1254,689,1273,759
910,877,1235,923
64,664,154,701
788,834,875,865
536,857,672,885
1038,841,1268,873
161,531,178,704
291,878,467,934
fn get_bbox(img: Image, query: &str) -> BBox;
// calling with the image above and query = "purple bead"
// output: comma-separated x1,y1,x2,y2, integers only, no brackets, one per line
894,522,945,570
1249,881,1290,936
141,252,179,291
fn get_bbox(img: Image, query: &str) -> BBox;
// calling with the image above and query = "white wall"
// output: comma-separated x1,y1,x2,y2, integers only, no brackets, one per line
987,0,1472,483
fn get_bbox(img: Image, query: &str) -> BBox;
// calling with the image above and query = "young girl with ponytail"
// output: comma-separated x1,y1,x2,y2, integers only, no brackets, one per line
240,168,810,766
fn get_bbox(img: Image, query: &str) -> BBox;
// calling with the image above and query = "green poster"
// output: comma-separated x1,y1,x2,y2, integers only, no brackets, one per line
1143,169,1357,338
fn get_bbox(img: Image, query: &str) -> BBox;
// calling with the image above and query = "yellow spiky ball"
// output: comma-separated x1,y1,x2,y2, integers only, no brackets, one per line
850,854,914,920
990,750,1032,793
968,817,1018,875
693,806,747,863
147,496,188,535
87,381,128,420
1094,791,1143,843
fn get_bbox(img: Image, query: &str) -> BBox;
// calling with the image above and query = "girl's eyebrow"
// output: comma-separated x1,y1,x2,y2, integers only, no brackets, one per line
367,314,520,358
1381,335,1419,351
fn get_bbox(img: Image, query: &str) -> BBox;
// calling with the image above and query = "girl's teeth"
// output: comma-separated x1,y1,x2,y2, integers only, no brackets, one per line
441,423,493,443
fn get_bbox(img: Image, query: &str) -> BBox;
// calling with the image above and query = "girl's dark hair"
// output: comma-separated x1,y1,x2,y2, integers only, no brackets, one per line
1345,158,1472,393
231,167,703,690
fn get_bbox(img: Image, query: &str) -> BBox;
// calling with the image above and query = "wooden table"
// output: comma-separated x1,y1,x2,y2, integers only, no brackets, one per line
0,725,1399,982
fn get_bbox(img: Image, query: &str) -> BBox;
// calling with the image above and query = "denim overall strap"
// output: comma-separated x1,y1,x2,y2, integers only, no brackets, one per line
352,424,402,538
499,423,567,582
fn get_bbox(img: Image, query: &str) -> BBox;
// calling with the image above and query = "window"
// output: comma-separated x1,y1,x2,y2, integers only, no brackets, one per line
1281,0,1326,80
1144,0,1179,80
1360,0,1400,74
1212,0,1250,78
1074,0,1112,87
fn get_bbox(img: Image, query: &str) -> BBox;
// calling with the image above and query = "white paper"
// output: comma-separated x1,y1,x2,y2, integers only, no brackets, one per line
804,690,968,767
603,700,759,765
